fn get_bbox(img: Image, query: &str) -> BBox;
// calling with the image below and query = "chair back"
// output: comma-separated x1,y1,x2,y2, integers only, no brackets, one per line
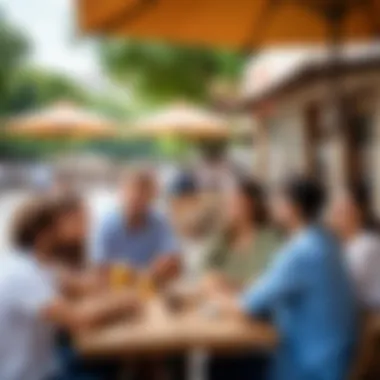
350,312,380,380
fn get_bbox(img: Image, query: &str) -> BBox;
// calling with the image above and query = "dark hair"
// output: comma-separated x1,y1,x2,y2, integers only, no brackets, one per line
12,194,83,252
12,197,57,251
346,181,377,230
281,175,326,221
169,171,199,197
236,177,267,225
53,193,83,217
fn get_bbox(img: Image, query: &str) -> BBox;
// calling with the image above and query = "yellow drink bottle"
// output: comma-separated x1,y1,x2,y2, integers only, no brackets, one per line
110,263,133,289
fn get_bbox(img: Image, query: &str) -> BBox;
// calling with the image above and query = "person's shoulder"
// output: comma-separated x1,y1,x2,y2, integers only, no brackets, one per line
0,253,38,286
357,231,380,248
354,232,380,257
298,226,334,245
291,226,338,259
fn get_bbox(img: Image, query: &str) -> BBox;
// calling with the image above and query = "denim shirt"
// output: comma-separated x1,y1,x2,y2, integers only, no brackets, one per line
91,209,179,268
241,226,358,380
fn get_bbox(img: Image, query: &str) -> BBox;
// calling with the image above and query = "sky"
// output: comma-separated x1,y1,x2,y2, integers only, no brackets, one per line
0,0,105,88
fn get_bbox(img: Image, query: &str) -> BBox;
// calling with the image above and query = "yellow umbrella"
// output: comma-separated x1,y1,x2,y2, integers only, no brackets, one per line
77,0,380,49
129,103,230,140
6,103,117,139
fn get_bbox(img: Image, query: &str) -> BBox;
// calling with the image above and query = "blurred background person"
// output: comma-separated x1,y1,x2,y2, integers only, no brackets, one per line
167,170,213,284
202,177,281,294
91,166,181,286
328,182,380,310
196,144,232,193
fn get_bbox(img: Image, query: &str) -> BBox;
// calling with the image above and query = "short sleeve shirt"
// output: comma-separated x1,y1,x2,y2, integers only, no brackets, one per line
0,253,57,380
91,209,179,268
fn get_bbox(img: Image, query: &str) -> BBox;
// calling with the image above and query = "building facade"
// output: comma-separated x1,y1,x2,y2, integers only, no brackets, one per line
241,45,380,213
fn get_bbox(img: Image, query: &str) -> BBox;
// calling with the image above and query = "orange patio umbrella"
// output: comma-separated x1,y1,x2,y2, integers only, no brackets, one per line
129,103,230,140
6,103,117,139
77,0,380,50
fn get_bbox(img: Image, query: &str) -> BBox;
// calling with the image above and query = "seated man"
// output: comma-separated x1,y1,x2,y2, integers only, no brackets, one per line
92,167,181,285
213,176,358,380
0,195,139,380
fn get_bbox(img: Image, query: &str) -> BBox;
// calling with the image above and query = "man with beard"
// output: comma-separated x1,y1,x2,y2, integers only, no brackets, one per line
92,167,181,285
0,195,138,380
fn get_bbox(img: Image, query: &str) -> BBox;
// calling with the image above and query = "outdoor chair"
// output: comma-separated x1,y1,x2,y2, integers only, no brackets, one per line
350,312,380,380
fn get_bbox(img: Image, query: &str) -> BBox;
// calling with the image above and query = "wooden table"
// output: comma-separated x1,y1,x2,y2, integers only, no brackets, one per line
75,298,277,358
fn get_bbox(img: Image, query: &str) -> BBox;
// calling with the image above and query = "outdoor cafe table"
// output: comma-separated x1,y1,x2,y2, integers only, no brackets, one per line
75,298,277,358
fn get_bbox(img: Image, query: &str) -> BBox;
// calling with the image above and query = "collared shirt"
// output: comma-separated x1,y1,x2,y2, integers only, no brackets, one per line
241,226,358,380
91,209,179,268
346,231,380,308
0,253,57,380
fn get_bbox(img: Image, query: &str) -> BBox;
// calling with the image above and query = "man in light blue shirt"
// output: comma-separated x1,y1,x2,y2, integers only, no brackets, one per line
215,176,358,380
92,167,181,281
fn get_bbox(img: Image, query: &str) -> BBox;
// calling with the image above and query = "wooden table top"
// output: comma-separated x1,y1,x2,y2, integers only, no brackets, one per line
75,298,277,357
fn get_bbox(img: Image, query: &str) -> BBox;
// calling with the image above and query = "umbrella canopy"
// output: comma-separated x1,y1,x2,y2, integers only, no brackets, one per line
77,0,380,50
130,103,230,140
6,103,117,139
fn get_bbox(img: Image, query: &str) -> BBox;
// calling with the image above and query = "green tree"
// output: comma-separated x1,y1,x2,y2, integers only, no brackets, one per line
0,11,30,115
8,68,89,112
99,39,245,106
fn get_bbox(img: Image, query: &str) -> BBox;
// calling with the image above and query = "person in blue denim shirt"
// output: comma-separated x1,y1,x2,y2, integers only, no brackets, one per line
217,176,358,380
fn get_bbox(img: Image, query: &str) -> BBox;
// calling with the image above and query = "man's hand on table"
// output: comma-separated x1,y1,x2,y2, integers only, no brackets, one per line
57,267,106,299
200,272,240,299
151,254,181,286
42,289,142,333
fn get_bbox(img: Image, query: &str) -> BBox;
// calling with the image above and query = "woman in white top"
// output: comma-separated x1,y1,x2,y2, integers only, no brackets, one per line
328,182,380,309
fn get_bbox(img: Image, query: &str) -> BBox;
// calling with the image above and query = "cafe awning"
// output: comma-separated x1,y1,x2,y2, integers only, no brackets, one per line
77,0,380,50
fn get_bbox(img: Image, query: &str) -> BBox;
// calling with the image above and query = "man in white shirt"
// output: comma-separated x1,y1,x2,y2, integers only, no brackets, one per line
0,196,138,380
328,182,380,309
345,232,380,308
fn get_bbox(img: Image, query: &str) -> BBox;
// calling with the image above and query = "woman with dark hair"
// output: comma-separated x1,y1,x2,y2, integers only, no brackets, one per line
328,182,380,309
202,176,281,294
203,177,280,380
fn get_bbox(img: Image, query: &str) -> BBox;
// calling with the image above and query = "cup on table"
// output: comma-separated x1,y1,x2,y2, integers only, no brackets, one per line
109,263,134,289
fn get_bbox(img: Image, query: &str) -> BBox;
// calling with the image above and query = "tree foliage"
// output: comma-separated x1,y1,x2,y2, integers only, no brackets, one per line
0,11,30,115
99,39,245,106
8,68,89,113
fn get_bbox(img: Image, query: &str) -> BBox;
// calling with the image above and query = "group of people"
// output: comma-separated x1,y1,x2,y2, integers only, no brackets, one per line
0,164,379,380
